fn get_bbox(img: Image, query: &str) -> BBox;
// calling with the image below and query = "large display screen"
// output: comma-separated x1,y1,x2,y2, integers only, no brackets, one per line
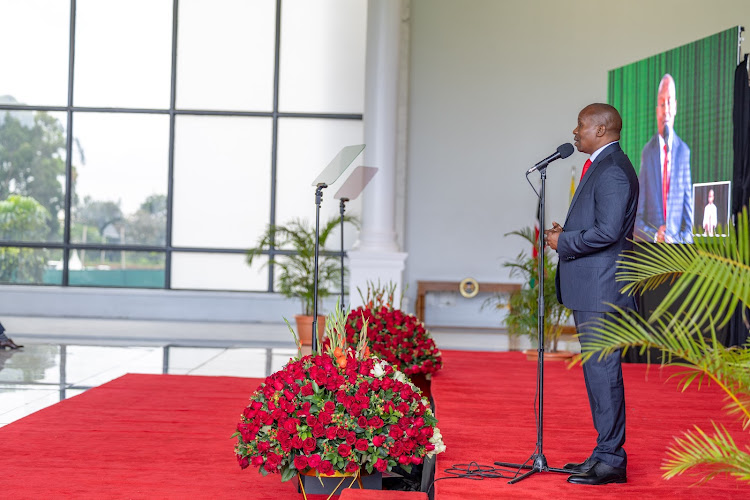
608,26,741,242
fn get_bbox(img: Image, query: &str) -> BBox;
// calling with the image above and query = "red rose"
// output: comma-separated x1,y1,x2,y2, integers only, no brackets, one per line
319,460,334,474
368,416,384,428
303,437,316,453
265,452,281,470
307,454,322,468
324,401,336,413
411,456,422,465
257,440,270,453
345,432,356,445
237,455,250,469
300,384,314,396
312,424,326,438
318,412,333,425
398,455,410,465
291,436,304,449
390,441,404,457
251,455,264,467
338,444,352,457
357,416,368,428
237,423,254,441
325,427,338,440
355,439,369,451
284,419,299,433
374,458,388,472
345,461,359,473
336,427,348,439
294,455,308,470
306,415,317,427
372,435,386,447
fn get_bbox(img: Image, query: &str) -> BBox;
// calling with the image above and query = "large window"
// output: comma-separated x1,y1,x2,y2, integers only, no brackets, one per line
0,0,365,291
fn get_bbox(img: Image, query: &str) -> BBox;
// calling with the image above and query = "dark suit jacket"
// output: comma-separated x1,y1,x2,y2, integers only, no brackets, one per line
634,133,693,243
555,142,639,312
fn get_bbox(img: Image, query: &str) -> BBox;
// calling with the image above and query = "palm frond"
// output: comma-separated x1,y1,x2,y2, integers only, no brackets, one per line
580,308,750,429
662,423,750,483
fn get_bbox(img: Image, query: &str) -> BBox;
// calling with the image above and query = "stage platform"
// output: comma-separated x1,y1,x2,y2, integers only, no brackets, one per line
0,350,746,498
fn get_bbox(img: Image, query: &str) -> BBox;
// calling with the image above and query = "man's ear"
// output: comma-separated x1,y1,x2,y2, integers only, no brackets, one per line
596,125,606,137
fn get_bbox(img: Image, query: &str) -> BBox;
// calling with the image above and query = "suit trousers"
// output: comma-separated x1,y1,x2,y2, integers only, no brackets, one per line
574,310,627,469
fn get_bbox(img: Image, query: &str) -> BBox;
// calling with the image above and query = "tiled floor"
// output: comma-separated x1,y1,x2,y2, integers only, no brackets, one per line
0,316,580,428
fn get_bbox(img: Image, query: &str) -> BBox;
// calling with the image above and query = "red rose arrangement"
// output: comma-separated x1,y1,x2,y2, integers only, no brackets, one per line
345,283,443,376
234,307,445,482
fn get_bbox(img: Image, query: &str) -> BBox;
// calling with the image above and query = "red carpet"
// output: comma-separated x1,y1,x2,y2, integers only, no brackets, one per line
0,351,747,498
432,350,748,499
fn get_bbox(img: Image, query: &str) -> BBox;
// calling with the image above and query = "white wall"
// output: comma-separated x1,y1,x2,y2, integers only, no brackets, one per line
403,0,750,310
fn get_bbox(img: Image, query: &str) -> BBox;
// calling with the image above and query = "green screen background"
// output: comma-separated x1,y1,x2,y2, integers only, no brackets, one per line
608,26,741,183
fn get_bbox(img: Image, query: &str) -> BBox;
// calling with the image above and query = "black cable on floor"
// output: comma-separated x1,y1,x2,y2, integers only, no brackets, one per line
426,457,534,494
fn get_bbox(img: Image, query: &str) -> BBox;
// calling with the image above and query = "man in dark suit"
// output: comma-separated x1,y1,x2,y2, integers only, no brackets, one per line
635,74,693,243
545,103,639,485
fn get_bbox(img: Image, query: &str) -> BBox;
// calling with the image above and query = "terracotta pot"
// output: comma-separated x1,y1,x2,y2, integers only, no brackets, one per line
295,315,325,346
523,349,575,361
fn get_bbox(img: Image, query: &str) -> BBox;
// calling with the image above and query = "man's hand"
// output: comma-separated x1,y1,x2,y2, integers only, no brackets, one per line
656,225,666,243
544,221,563,251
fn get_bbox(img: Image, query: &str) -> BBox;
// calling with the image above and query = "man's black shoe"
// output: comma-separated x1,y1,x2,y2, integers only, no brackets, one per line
567,460,626,485
562,456,595,473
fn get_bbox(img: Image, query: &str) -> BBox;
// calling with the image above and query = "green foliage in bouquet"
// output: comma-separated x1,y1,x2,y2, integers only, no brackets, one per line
576,205,750,484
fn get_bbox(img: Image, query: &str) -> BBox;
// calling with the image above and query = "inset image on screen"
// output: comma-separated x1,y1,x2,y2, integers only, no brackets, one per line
694,181,731,237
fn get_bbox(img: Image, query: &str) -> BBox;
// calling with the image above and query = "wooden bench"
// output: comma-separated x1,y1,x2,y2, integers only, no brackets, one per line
415,280,521,324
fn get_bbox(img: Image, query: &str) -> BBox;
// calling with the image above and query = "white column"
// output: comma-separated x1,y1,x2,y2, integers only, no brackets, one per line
348,0,408,308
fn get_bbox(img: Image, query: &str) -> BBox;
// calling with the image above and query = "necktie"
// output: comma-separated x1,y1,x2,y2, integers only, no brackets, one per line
662,144,669,220
580,159,592,181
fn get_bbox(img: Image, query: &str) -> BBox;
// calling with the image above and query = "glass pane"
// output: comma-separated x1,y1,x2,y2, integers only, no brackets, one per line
0,0,70,106
176,0,275,111
279,0,366,113
67,250,165,288
0,111,68,243
275,117,363,250
71,112,169,246
74,0,172,109
0,247,63,285
172,115,272,248
171,252,267,291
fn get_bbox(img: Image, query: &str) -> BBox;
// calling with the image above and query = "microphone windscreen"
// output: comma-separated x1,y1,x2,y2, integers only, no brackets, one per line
557,143,574,159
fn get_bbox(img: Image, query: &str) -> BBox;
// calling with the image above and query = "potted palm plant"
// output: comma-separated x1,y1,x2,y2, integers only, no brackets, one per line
485,227,572,358
247,216,358,344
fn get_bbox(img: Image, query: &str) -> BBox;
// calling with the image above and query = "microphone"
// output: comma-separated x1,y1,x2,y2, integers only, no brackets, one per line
526,143,574,174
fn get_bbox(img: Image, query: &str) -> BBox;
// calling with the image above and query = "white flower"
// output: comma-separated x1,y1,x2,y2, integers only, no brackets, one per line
371,362,385,378
427,427,446,458
393,370,407,383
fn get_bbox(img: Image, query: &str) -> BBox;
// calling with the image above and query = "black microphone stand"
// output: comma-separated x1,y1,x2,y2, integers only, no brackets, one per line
338,197,349,312
493,164,572,483
312,183,326,353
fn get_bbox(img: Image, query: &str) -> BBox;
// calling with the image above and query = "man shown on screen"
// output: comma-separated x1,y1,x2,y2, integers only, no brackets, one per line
634,74,694,243
703,188,718,236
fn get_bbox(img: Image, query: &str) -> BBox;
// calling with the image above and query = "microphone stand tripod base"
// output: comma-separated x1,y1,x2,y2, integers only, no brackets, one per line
494,455,572,484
